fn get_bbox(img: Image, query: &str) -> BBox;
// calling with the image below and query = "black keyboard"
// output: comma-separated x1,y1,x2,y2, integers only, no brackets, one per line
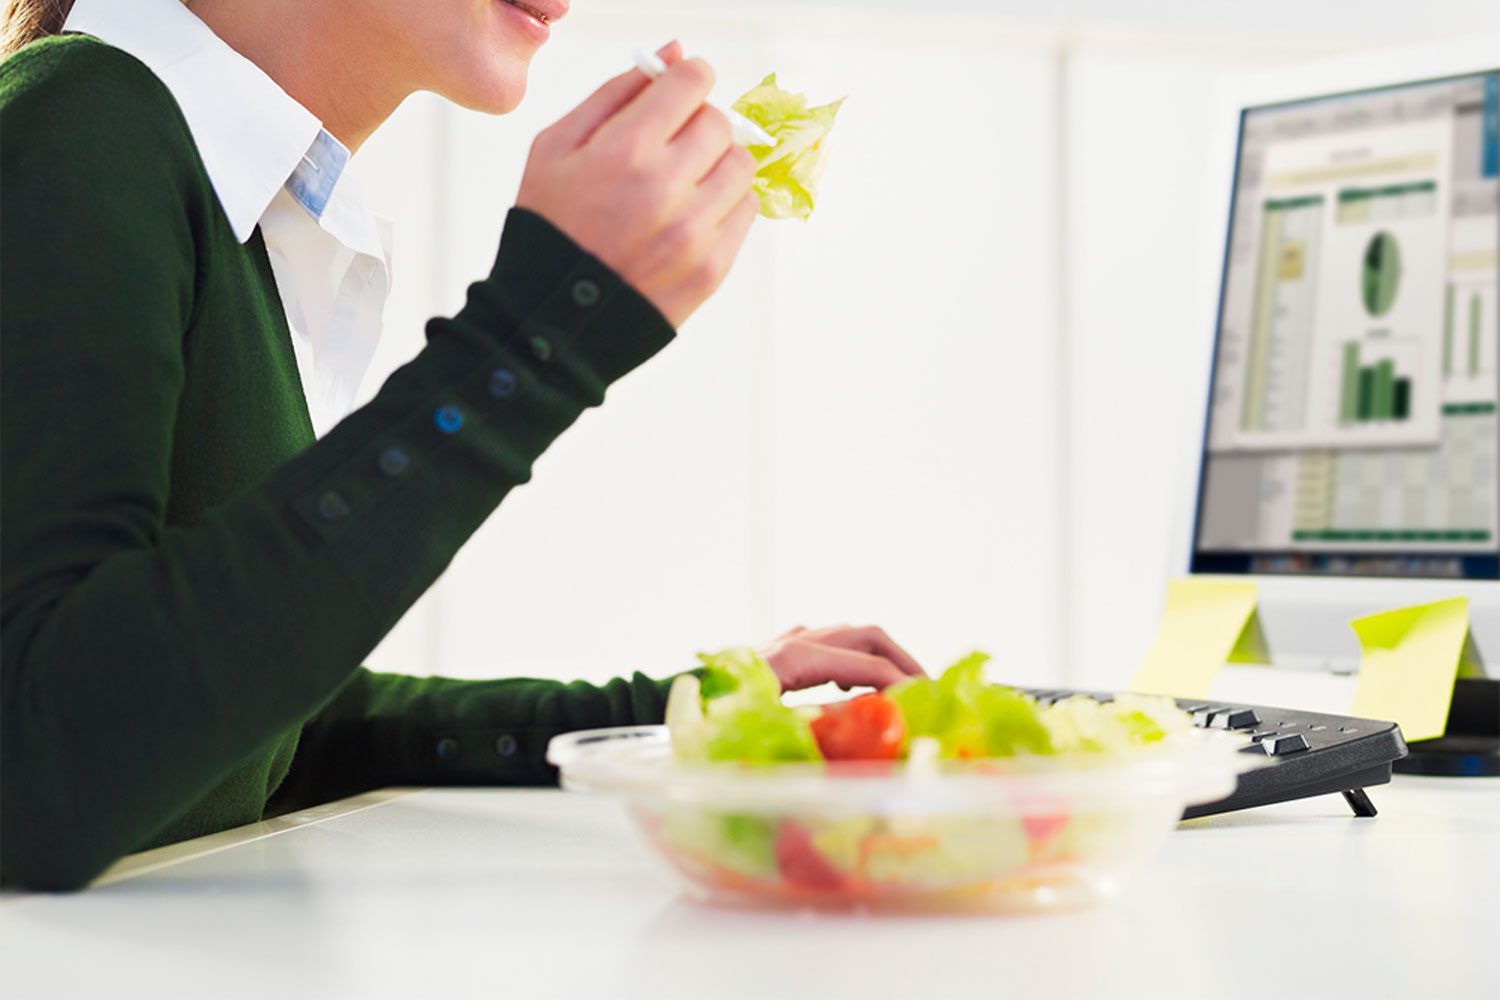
1022,689,1409,819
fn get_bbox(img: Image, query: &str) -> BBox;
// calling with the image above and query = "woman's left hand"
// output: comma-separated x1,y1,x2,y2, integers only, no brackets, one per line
757,625,926,693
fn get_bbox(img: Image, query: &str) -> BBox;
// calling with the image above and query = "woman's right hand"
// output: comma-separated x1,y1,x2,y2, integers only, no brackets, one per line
515,42,759,328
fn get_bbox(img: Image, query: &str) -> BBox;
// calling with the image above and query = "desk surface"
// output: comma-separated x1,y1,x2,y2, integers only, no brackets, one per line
3,778,1497,1000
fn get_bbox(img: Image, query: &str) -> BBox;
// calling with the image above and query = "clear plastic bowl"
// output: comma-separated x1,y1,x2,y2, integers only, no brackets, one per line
547,725,1252,912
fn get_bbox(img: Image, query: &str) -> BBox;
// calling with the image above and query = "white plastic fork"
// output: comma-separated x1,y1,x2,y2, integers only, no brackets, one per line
633,48,776,148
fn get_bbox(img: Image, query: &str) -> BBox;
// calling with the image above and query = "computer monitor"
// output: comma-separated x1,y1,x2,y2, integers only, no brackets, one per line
1173,38,1499,681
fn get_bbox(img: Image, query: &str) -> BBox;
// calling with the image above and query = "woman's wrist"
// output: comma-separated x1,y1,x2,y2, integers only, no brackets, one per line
455,207,677,387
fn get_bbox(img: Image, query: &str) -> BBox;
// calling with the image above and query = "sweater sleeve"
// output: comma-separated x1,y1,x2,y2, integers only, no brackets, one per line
263,668,680,816
0,43,675,890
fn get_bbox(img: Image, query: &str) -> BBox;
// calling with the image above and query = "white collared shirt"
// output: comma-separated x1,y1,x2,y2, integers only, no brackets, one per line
64,0,393,439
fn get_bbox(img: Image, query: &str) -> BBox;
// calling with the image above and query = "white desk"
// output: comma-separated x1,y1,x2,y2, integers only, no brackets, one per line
2,778,1496,1000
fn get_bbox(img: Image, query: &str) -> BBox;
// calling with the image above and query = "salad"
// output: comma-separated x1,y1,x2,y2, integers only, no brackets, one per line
650,648,1195,901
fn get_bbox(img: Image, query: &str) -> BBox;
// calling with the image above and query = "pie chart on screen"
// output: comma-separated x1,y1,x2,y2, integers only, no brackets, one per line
1361,231,1401,318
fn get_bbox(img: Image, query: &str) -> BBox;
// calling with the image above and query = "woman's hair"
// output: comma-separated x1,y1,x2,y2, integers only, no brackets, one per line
2,0,77,58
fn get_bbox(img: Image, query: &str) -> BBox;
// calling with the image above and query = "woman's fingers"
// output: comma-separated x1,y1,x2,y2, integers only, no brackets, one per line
545,41,681,150
669,105,735,183
803,625,927,677
714,192,759,268
696,146,758,221
773,640,912,692
600,56,716,147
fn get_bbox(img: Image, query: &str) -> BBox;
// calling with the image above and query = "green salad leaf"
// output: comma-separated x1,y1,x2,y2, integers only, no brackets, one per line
975,684,1054,756
887,651,1052,758
732,73,844,221
666,648,821,763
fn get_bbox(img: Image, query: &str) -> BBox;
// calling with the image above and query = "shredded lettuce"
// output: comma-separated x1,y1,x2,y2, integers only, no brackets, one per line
1042,694,1191,754
807,813,1030,886
732,73,844,221
657,809,778,878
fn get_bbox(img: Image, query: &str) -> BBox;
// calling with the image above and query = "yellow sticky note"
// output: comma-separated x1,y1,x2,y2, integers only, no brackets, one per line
1129,579,1259,698
1349,597,1468,742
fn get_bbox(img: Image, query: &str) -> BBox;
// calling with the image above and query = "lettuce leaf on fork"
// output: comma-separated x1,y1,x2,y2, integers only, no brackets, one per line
732,74,844,221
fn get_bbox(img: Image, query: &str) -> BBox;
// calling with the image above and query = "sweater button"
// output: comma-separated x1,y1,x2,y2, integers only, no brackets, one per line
316,490,351,522
528,334,553,363
488,367,518,398
435,737,460,761
571,278,600,308
377,446,410,477
494,733,518,758
434,405,464,434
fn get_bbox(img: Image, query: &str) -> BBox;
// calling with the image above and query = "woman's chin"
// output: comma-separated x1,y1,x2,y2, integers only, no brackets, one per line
447,76,528,115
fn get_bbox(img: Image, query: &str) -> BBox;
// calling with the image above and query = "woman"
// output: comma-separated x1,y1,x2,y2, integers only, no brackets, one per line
0,0,924,891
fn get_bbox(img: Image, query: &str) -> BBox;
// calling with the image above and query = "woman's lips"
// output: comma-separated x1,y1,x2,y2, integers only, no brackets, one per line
497,0,555,42
501,0,568,26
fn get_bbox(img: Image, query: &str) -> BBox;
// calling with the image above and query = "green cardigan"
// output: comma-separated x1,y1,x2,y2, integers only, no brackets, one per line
0,36,680,891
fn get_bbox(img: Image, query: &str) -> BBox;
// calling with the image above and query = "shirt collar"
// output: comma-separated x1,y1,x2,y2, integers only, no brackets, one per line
64,0,356,246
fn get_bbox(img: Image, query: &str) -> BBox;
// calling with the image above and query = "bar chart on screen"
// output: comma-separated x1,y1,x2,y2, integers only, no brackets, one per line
1335,338,1422,424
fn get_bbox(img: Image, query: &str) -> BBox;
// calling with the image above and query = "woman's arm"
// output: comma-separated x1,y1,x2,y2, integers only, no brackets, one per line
0,44,674,890
265,624,927,817
262,669,678,815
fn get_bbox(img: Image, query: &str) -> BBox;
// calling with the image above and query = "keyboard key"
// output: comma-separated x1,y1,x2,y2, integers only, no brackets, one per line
1248,731,1278,742
1208,708,1260,730
1263,733,1310,756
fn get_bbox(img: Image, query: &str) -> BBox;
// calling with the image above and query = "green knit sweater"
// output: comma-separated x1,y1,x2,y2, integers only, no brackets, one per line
1,36,680,891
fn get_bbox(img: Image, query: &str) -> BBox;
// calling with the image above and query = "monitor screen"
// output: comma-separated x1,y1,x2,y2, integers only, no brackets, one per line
1193,70,1500,581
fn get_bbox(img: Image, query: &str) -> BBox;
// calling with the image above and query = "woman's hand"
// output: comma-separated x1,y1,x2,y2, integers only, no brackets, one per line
758,625,927,693
515,42,759,328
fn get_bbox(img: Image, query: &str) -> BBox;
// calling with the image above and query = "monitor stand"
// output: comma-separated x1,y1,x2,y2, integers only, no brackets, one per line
1394,679,1500,777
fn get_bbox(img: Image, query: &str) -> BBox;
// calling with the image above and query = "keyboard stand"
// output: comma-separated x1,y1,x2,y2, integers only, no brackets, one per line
1342,787,1378,817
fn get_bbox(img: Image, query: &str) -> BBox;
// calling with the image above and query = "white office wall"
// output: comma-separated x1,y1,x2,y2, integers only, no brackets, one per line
1060,33,1333,690
352,3,1497,690
431,18,772,684
758,24,1063,686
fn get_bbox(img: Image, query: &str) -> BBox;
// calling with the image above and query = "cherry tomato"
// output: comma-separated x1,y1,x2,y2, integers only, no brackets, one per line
809,692,906,761
774,821,846,892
